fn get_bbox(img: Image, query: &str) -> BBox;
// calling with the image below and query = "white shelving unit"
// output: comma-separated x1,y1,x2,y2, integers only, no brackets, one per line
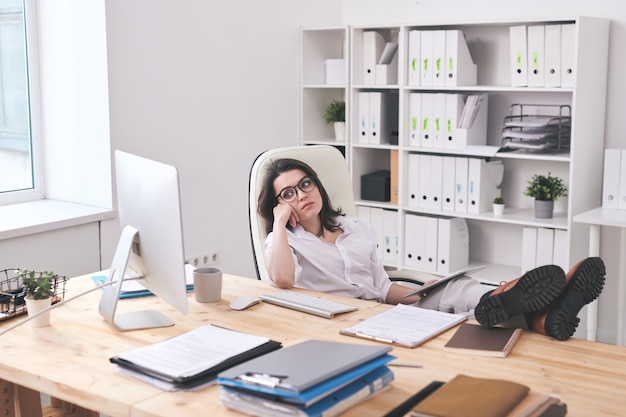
301,17,610,286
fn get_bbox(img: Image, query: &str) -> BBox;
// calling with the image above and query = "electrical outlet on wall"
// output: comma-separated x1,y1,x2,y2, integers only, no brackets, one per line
185,250,219,267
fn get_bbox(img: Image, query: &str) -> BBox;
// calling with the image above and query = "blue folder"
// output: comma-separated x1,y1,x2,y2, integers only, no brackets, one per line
220,365,394,417
217,340,394,407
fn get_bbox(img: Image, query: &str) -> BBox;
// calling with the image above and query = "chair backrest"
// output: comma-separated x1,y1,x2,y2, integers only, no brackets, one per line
248,145,356,280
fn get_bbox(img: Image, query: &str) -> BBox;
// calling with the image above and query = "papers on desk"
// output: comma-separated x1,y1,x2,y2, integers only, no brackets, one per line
110,324,281,390
340,304,467,348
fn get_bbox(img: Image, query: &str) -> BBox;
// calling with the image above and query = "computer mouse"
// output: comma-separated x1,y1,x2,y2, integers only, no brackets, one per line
229,297,261,311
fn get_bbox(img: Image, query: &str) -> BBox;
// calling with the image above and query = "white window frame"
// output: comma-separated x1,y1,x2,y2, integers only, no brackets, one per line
0,0,45,205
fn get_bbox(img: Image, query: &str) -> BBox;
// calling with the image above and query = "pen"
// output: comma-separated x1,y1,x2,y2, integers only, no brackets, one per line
388,362,423,368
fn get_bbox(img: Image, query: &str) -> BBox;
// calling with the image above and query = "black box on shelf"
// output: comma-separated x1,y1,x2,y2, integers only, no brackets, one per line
361,170,390,202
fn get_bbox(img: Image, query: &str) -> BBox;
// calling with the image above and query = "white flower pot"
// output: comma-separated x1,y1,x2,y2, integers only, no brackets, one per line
492,203,505,216
333,122,345,142
25,297,52,327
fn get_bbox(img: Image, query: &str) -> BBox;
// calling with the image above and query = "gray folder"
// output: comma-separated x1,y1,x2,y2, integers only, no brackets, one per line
217,339,392,393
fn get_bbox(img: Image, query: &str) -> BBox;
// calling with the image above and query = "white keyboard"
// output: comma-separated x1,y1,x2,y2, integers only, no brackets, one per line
259,291,358,318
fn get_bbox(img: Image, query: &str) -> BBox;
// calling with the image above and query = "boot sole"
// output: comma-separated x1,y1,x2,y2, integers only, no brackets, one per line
475,265,565,327
543,257,606,341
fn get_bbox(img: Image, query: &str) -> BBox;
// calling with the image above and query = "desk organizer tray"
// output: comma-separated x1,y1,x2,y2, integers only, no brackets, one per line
0,269,68,322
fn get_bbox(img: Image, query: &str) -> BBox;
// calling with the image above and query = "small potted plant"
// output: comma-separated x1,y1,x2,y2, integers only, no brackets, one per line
323,99,345,142
492,196,505,215
524,172,568,219
19,269,56,327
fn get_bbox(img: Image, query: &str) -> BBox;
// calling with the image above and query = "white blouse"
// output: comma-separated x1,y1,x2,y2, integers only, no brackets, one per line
264,216,392,302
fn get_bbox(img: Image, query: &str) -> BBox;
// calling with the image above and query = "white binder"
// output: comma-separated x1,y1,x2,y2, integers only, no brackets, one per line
370,208,385,260
369,92,383,144
535,228,555,267
420,93,435,147
454,157,469,213
418,153,432,209
441,156,456,212
432,93,446,148
358,92,370,144
619,149,626,210
382,209,398,262
467,158,503,214
561,24,576,88
509,25,528,87
407,153,420,207
444,30,477,87
432,30,447,87
521,227,538,273
404,214,421,268
602,148,621,209
357,205,371,225
444,93,466,148
420,30,434,86
544,24,562,87
363,31,385,85
527,25,545,87
408,93,422,147
437,217,469,274
553,229,569,272
430,155,444,210
423,216,438,272
407,30,421,86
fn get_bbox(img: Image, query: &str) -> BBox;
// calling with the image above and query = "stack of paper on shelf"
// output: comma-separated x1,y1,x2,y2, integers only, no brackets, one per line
389,375,565,417
109,324,281,390
217,340,395,417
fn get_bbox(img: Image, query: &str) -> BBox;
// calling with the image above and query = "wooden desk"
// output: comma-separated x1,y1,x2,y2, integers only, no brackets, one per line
1,273,625,417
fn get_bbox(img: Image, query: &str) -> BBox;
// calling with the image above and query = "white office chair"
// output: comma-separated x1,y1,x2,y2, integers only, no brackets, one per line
248,145,435,286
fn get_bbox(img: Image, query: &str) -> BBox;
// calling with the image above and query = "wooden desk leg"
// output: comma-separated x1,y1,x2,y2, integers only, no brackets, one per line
0,379,16,417
587,224,600,342
15,385,42,417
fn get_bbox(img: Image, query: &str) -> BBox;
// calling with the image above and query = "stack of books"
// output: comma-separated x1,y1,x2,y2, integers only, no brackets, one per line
384,374,566,417
217,340,395,417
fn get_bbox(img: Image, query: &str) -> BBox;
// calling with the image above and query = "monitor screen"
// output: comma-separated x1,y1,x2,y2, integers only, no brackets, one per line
99,150,189,331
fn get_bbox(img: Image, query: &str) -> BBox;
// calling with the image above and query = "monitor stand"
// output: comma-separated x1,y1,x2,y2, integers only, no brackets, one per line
98,225,174,331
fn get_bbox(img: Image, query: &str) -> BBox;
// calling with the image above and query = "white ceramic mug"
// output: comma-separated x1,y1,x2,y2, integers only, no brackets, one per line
193,267,222,303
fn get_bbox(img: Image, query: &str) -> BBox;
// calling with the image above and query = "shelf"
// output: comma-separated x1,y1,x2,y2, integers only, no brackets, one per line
402,206,568,230
301,17,609,278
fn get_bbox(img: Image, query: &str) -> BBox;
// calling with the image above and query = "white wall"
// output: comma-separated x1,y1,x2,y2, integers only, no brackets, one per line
100,0,341,278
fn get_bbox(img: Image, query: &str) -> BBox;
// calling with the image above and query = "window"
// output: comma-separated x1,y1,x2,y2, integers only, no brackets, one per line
0,0,42,205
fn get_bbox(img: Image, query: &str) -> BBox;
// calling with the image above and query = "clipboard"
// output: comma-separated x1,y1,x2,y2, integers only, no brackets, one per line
403,265,486,298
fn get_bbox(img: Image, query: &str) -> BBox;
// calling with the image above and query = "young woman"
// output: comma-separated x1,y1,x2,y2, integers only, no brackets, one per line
257,158,606,340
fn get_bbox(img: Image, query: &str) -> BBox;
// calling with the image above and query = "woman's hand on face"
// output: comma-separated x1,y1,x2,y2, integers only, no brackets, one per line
274,203,300,229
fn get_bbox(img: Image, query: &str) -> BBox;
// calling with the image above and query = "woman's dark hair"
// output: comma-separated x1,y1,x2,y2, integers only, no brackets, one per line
257,158,344,236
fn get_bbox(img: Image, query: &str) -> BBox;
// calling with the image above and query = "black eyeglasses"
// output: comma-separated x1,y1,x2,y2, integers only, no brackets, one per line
276,177,316,202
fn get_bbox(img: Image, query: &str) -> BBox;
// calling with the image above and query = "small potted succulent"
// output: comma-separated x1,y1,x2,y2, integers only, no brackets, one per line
323,99,346,142
19,269,56,327
524,172,568,219
492,196,505,215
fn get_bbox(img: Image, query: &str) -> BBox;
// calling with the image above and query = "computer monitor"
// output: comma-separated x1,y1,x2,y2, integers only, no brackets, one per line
99,150,189,331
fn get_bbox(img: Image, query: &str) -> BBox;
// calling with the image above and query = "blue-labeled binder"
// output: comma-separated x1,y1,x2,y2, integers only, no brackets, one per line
217,340,394,407
220,365,394,417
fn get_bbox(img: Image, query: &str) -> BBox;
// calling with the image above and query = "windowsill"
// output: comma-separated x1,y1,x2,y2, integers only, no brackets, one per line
0,199,115,241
